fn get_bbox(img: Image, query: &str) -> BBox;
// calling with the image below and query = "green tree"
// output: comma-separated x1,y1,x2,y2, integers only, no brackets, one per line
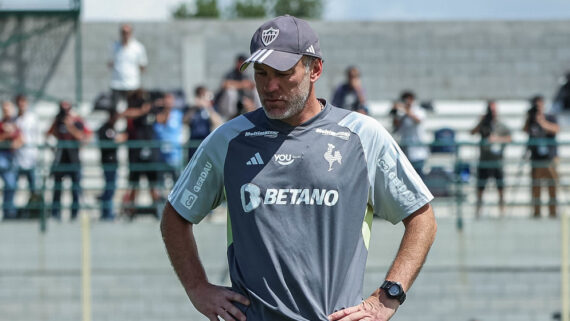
273,0,322,18
233,0,267,18
172,0,220,19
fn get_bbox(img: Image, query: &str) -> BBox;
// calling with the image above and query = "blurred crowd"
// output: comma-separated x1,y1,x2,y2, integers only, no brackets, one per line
0,23,567,221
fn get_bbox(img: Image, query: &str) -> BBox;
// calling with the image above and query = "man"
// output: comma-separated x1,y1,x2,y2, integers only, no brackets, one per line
215,54,259,120
524,95,559,218
108,23,148,112
46,101,91,220
121,89,161,219
184,85,223,161
154,92,184,181
161,15,437,321
391,90,429,178
331,65,368,113
470,100,512,218
14,94,40,200
97,110,123,221
0,101,22,219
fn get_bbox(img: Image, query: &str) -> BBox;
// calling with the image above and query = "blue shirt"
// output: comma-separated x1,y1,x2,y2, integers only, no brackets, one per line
154,109,183,167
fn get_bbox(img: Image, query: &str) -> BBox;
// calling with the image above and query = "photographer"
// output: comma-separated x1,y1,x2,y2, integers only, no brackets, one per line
470,100,512,218
0,101,23,219
523,95,560,218
46,101,91,220
121,89,161,219
391,91,429,178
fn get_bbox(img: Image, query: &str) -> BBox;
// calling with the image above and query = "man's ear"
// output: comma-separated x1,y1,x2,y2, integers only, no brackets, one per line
310,59,323,83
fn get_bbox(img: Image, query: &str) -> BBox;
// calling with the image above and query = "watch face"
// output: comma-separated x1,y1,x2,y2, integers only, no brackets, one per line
388,285,401,296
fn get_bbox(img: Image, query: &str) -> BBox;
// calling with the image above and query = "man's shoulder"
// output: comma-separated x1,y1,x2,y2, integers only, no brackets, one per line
333,107,390,140
225,69,247,81
207,114,257,141
130,38,146,49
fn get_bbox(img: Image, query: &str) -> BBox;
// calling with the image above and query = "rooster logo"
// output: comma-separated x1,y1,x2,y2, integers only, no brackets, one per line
324,143,342,171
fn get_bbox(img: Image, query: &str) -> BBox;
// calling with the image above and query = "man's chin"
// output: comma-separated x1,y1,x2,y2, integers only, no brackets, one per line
263,107,288,120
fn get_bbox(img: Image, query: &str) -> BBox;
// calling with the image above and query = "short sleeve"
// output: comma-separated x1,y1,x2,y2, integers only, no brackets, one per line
373,131,433,224
413,105,426,122
137,42,148,67
168,140,224,224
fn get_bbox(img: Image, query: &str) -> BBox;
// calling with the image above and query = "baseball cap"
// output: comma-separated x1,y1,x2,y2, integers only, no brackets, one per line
240,15,322,72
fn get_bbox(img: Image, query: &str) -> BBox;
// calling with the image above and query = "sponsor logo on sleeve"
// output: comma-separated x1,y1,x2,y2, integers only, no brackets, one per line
377,155,416,205
181,189,198,210
179,161,212,210
315,128,351,141
193,161,212,193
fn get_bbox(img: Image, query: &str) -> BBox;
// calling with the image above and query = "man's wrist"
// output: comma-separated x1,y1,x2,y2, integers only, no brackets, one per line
379,280,406,305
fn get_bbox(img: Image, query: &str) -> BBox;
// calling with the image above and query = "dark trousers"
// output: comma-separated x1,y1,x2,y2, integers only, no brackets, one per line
100,167,117,219
18,167,36,194
1,167,17,218
52,170,81,219
111,89,133,112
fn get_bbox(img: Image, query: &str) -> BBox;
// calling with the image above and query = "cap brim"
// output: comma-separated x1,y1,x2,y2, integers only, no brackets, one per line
240,49,303,72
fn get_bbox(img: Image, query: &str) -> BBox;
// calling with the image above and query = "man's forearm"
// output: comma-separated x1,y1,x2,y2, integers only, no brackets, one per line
160,202,209,295
385,204,437,291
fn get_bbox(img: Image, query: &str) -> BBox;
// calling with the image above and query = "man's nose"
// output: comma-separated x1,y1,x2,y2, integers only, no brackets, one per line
263,76,280,92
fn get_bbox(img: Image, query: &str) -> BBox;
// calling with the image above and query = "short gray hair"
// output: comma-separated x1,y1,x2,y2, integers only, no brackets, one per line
301,56,318,73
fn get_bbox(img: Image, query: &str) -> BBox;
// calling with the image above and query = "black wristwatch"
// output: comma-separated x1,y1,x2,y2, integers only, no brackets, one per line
380,280,406,304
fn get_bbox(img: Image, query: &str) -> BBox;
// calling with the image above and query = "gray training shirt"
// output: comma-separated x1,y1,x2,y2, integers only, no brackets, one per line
168,100,433,321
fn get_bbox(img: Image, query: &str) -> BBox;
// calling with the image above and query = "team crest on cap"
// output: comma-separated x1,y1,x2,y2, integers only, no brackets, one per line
261,27,279,46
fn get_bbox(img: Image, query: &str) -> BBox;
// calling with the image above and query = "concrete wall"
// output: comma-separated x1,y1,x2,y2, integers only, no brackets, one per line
4,18,570,103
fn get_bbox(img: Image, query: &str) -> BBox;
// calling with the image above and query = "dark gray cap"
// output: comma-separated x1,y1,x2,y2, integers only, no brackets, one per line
240,15,322,72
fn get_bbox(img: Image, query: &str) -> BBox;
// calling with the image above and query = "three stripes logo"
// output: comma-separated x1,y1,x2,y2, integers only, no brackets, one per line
306,45,315,54
246,152,264,166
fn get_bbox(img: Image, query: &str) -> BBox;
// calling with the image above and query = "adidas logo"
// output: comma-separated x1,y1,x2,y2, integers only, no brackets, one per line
246,152,264,166
306,45,315,54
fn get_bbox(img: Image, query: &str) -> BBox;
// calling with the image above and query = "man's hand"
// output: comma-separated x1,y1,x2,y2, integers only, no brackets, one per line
188,282,250,321
327,292,398,321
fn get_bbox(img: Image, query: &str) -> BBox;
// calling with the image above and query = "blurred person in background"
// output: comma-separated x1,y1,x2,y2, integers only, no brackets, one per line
331,65,368,114
524,95,560,218
391,90,429,178
154,92,184,182
214,54,259,120
470,100,512,218
14,94,40,202
108,23,148,112
184,85,223,161
0,101,23,219
121,89,160,218
46,101,91,220
97,110,125,221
